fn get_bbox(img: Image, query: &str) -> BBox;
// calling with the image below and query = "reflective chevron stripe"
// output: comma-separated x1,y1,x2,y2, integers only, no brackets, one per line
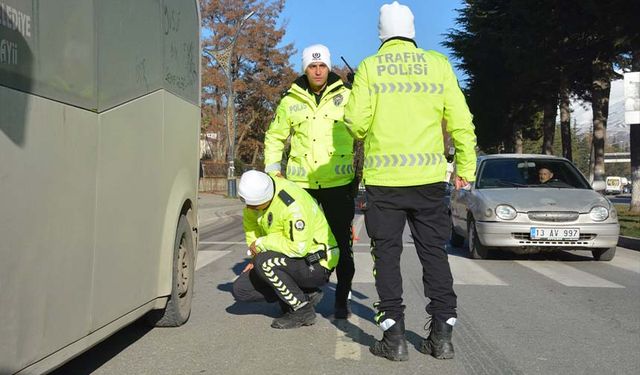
261,257,300,308
371,82,443,94
290,164,354,176
334,164,354,175
363,153,445,168
287,165,307,177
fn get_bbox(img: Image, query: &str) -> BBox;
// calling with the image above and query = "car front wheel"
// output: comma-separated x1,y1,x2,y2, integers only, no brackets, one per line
468,219,490,259
592,247,616,261
450,223,465,247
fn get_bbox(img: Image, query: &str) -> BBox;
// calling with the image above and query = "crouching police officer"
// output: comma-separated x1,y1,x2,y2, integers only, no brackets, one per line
232,170,339,329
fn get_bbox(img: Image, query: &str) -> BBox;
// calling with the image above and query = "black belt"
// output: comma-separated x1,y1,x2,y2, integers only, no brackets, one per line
304,250,326,265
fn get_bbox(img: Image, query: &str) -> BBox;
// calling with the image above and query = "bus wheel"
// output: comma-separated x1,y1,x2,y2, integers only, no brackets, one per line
147,215,195,327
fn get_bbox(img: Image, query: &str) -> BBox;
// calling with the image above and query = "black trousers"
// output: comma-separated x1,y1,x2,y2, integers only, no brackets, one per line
305,183,355,307
232,251,330,309
365,183,457,323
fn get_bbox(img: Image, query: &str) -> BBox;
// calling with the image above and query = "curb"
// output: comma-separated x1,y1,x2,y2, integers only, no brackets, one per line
618,236,640,251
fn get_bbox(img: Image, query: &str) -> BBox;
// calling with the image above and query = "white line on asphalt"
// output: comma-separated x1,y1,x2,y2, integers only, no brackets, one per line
334,315,362,360
196,250,231,271
353,214,366,244
608,250,640,274
449,257,508,285
331,253,375,284
516,261,625,288
200,241,245,245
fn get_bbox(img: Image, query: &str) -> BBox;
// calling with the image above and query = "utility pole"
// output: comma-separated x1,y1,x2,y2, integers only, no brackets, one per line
203,10,254,198
625,52,640,213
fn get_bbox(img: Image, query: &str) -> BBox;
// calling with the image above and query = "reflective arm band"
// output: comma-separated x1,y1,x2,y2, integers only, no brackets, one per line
264,163,281,174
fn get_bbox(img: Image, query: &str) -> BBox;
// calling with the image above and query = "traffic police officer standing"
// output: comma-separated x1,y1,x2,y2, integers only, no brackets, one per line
344,1,477,361
232,171,339,329
264,44,356,319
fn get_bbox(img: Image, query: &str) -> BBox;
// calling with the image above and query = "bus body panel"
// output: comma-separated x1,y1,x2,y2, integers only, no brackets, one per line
0,87,97,373
156,90,200,296
91,91,165,329
0,0,200,373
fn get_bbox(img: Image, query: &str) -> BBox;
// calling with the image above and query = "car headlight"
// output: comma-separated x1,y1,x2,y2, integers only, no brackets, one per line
589,206,609,221
495,204,517,220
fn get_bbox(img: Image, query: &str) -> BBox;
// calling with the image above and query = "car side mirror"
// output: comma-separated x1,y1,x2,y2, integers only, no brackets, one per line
592,180,605,192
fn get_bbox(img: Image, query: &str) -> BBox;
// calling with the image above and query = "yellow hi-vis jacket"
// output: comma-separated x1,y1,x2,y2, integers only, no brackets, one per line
243,176,339,271
344,38,477,186
264,72,354,189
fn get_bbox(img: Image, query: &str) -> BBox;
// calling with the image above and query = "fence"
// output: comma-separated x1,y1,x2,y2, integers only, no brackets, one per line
200,160,258,193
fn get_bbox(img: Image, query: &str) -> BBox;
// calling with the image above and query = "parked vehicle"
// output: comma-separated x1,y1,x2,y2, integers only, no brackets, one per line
1,1,201,374
605,176,625,195
450,154,620,260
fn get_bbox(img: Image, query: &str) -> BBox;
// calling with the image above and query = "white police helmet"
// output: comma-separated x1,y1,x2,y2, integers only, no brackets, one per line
238,170,274,205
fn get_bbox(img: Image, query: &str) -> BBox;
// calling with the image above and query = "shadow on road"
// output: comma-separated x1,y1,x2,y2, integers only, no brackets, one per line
50,319,153,375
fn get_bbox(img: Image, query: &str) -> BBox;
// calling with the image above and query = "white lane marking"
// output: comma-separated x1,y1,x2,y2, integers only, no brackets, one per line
352,215,366,243
200,241,245,245
516,261,624,288
330,253,374,284
334,315,362,360
449,257,508,285
196,250,231,271
608,250,640,274
350,244,508,285
353,243,371,248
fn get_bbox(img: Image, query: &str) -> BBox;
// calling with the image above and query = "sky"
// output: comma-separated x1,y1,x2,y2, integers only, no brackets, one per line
278,0,465,78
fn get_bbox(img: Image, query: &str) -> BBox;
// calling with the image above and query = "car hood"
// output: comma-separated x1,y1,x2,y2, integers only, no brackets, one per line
475,188,610,212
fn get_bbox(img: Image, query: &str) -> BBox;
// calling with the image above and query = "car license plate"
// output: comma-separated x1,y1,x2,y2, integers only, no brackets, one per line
530,227,580,240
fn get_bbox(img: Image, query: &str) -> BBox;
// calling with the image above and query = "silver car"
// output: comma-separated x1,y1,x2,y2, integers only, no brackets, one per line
450,154,620,260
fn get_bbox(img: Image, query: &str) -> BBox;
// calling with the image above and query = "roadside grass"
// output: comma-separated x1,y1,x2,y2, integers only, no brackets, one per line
615,204,640,238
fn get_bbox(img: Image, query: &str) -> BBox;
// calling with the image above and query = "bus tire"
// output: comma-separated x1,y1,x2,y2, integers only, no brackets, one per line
147,215,195,327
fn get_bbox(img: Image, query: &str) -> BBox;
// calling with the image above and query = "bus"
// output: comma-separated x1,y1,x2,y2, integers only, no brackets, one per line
0,1,200,373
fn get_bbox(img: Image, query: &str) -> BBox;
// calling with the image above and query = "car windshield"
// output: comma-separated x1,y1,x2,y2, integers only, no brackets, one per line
476,158,591,190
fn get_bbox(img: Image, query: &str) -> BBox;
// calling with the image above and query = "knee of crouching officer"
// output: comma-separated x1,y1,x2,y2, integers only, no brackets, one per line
231,277,250,301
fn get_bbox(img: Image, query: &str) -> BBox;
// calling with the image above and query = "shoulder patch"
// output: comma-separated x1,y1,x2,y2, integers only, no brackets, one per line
278,190,295,206
333,93,344,106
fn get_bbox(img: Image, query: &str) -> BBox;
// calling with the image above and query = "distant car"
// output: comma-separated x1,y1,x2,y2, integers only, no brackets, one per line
450,154,620,260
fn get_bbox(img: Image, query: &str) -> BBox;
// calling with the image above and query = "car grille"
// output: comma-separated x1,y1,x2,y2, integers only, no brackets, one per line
527,211,579,222
512,232,595,245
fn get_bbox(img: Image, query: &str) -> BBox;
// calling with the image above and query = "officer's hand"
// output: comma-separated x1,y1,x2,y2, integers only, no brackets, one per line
249,241,258,257
454,176,470,190
274,171,283,178
242,262,254,273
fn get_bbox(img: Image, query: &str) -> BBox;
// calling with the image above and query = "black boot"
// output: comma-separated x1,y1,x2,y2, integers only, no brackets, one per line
419,319,455,359
334,301,351,319
369,320,409,361
271,302,316,329
278,290,323,315
307,289,324,307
